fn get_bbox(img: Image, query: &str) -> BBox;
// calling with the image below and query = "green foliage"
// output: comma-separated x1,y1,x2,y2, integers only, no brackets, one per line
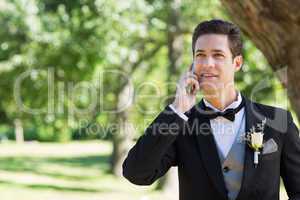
0,0,285,142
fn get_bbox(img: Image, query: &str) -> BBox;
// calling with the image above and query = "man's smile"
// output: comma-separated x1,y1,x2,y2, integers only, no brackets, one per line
200,73,218,80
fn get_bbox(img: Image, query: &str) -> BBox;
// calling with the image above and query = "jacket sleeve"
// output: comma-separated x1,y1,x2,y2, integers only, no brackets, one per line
122,106,187,185
280,111,300,200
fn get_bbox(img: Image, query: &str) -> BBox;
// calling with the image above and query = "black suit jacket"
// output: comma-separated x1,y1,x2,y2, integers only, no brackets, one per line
123,95,300,200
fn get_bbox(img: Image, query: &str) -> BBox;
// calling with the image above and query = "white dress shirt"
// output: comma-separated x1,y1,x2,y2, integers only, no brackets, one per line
169,92,246,158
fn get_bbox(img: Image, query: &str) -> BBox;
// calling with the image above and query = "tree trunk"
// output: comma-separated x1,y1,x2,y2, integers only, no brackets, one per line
220,0,300,121
108,42,163,176
156,0,183,195
14,118,24,144
110,82,134,176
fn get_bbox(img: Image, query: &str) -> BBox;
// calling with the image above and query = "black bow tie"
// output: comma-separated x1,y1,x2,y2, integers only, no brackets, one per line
201,98,245,122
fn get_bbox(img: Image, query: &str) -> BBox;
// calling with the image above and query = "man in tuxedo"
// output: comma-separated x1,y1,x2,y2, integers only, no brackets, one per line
122,19,300,200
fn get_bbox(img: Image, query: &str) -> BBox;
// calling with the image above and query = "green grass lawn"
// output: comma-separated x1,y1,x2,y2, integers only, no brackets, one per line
0,141,168,200
0,140,289,200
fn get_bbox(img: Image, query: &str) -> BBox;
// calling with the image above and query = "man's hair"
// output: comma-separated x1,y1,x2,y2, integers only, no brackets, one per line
192,19,243,58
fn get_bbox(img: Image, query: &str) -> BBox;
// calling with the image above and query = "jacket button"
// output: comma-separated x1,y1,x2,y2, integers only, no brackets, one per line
223,166,230,173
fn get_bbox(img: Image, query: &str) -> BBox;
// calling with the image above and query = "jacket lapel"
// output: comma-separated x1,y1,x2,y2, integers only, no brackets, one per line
189,100,228,200
189,95,268,200
236,95,265,200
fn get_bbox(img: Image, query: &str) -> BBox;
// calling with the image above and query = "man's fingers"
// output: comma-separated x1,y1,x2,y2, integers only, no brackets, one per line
186,77,199,87
185,78,199,94
186,73,199,81
178,71,200,95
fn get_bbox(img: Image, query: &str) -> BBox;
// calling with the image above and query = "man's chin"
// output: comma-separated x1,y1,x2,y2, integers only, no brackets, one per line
199,82,220,92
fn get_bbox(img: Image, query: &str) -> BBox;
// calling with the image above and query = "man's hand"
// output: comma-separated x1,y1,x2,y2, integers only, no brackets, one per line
171,71,200,113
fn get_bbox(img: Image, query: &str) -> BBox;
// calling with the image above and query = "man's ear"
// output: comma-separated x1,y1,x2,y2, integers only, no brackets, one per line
233,55,243,71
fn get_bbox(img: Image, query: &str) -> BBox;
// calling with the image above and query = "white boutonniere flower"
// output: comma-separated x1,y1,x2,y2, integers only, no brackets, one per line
240,118,267,168
251,131,264,150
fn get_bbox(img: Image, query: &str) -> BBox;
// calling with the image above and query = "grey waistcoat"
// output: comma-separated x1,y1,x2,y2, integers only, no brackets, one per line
215,120,246,200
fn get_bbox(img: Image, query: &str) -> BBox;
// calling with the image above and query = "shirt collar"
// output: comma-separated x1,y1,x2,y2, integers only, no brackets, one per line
203,91,242,112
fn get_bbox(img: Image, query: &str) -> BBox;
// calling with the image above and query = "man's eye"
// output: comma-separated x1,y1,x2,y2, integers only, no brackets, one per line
214,53,225,58
196,53,205,57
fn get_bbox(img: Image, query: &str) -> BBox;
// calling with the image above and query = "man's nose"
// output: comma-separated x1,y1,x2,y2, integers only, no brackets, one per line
202,56,214,68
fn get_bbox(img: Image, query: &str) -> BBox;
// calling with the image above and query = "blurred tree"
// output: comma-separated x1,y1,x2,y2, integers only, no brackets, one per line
221,0,300,121
98,0,168,176
0,0,31,142
155,0,183,192
0,0,108,141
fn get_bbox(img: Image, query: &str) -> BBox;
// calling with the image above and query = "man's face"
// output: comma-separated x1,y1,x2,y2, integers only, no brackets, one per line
193,34,242,93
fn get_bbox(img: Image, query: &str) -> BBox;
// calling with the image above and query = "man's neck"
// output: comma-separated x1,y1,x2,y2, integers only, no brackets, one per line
203,88,238,111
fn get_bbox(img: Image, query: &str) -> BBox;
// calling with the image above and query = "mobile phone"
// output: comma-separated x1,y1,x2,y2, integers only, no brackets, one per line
186,63,195,94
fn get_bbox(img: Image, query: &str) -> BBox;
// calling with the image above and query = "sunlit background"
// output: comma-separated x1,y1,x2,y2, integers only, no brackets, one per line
0,0,297,199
